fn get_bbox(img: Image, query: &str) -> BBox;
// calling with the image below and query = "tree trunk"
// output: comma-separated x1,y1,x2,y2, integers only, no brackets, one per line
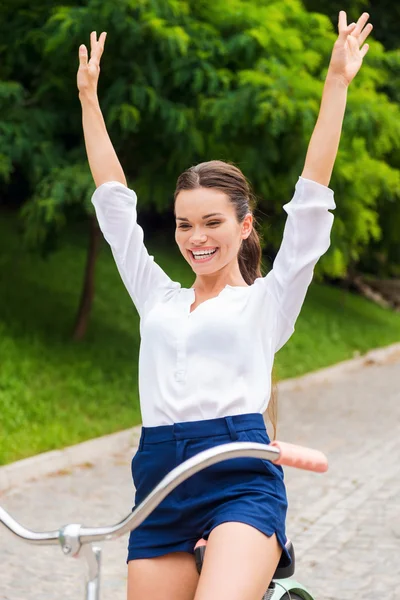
72,215,101,341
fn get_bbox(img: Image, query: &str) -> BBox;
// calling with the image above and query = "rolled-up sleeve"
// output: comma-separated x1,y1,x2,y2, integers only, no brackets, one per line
262,176,335,352
92,181,179,316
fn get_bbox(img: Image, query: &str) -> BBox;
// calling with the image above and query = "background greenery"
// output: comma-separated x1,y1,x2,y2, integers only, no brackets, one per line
1,0,400,464
1,0,400,275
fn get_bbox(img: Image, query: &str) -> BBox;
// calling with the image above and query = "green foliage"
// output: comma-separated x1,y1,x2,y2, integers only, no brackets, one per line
0,0,400,275
20,164,94,249
0,80,58,185
2,214,400,464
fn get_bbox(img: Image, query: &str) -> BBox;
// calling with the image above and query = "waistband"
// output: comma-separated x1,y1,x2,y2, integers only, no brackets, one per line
139,413,267,447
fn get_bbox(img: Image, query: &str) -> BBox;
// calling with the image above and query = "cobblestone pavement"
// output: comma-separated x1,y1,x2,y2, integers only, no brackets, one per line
1,355,399,599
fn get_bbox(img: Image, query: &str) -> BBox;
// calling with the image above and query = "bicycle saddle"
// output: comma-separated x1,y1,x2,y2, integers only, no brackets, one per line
273,539,295,579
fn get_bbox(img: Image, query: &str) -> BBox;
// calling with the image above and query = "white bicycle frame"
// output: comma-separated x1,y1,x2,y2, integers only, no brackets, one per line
0,441,324,600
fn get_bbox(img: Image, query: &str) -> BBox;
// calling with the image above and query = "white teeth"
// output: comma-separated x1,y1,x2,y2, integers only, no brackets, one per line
192,249,217,258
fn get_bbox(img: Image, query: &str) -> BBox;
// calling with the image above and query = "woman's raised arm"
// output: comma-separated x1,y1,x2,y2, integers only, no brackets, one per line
259,12,373,351
77,33,178,316
301,11,372,186
77,31,126,188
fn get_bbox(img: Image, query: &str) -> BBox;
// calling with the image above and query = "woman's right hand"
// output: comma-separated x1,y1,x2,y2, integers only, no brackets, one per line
77,31,107,98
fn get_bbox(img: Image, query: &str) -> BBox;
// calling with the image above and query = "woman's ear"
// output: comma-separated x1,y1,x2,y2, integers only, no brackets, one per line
241,213,253,240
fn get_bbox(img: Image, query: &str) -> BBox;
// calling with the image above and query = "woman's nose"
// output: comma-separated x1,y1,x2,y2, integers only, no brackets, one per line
190,231,207,244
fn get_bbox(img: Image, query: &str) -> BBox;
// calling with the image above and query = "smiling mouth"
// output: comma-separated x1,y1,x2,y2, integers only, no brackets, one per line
189,248,218,263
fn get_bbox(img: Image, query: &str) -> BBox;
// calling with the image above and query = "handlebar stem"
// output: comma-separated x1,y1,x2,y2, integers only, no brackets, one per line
59,523,82,557
81,544,101,600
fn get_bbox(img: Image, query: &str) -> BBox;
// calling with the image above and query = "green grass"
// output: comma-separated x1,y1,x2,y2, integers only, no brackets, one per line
275,283,400,377
1,211,400,465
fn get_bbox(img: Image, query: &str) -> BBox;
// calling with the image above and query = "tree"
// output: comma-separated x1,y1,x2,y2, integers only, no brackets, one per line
1,0,400,337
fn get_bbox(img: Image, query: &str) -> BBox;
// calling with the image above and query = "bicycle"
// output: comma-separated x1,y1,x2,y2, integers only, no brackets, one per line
0,439,327,600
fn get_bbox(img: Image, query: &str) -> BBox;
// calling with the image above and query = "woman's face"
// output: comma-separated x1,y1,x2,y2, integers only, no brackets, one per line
174,187,252,276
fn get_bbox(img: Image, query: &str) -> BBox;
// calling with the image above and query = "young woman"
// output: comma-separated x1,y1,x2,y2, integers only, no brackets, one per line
77,11,372,600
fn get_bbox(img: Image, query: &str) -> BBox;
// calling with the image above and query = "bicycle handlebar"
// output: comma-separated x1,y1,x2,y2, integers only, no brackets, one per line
0,440,328,554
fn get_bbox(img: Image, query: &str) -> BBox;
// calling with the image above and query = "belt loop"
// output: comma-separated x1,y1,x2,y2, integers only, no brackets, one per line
225,416,238,441
138,428,145,451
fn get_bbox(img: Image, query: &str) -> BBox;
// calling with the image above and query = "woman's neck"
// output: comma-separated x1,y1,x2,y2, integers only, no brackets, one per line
192,269,248,294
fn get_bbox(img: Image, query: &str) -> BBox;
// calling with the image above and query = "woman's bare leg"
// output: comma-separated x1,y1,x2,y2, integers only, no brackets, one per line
194,522,281,600
127,552,199,600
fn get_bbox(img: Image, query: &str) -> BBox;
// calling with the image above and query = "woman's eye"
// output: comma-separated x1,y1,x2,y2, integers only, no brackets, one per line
177,221,221,229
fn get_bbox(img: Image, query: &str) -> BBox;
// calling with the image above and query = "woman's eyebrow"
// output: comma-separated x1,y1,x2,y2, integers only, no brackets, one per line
203,212,224,219
176,213,224,221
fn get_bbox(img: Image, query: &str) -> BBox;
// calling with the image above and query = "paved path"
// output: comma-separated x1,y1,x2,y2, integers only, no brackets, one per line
1,352,399,599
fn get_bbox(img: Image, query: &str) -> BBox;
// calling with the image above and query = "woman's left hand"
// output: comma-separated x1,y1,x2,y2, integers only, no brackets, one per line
328,11,373,86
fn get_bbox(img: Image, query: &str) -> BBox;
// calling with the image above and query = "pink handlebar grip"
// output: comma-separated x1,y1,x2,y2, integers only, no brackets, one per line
270,441,328,473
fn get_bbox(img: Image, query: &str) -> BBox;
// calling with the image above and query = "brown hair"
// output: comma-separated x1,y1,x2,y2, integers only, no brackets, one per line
174,160,278,438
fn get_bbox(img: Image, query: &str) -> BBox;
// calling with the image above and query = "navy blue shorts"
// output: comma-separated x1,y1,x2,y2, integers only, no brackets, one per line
127,413,291,568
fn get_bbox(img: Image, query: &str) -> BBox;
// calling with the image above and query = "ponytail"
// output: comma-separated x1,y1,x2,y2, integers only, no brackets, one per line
238,228,262,286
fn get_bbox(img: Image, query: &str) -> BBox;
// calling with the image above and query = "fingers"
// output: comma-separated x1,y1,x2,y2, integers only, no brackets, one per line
347,34,370,60
350,12,373,53
360,44,370,59
338,11,356,42
338,11,373,51
90,31,97,54
352,12,370,38
79,44,88,67
358,21,373,46
338,10,347,33
98,31,107,60
342,11,372,45
90,31,98,64
89,31,107,66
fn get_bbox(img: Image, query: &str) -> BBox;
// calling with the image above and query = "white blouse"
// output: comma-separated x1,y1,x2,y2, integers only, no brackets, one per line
92,177,335,426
